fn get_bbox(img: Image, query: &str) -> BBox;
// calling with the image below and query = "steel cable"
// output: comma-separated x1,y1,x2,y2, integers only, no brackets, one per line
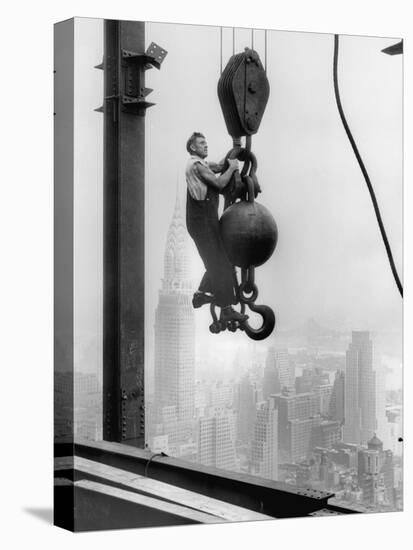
220,27,223,74
333,34,403,297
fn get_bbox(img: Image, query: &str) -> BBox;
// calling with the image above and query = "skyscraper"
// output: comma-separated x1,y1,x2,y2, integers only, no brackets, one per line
274,389,320,463
153,196,195,434
198,409,237,471
313,383,333,417
235,374,259,445
344,332,377,446
328,370,345,424
263,348,294,395
263,347,281,400
275,349,294,390
251,397,278,480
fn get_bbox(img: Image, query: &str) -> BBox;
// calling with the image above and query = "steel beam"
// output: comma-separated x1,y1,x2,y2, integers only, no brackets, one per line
103,19,145,446
72,439,359,518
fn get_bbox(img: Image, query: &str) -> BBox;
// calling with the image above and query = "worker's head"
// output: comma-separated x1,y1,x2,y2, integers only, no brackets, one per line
186,132,208,158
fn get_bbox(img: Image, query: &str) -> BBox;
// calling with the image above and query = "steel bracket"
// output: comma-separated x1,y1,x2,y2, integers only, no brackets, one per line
122,42,168,70
95,42,168,116
118,42,167,116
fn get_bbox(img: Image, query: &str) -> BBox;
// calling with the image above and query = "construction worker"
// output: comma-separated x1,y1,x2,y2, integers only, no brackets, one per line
185,132,248,324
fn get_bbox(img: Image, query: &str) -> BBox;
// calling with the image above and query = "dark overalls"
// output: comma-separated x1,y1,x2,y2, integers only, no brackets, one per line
186,185,235,308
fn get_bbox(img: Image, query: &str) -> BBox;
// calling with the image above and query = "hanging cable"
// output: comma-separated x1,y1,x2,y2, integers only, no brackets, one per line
144,452,168,477
333,34,403,298
264,30,267,73
251,28,254,50
232,27,235,55
220,27,223,74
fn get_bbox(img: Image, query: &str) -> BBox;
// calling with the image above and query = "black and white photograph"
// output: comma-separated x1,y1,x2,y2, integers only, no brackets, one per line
3,1,410,548
53,16,403,531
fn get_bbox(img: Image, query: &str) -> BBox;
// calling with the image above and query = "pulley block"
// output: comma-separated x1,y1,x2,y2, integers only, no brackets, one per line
217,48,270,138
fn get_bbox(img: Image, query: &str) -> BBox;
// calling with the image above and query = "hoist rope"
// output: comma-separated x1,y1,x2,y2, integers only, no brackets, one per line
144,452,168,477
220,28,267,73
220,27,223,74
264,30,267,73
333,34,403,298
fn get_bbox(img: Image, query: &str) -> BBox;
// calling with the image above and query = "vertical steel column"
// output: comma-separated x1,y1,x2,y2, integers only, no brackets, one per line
103,20,145,447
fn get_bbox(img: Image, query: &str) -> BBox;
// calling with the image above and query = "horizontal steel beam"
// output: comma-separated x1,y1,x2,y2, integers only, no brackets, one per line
56,456,273,523
66,439,349,518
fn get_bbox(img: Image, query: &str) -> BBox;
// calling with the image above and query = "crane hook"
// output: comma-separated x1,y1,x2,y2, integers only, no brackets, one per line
242,302,276,341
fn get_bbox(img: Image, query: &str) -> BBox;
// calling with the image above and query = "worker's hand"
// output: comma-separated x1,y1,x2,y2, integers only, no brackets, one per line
227,159,239,172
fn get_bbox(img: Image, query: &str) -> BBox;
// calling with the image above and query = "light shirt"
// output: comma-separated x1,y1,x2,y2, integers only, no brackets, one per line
185,155,213,200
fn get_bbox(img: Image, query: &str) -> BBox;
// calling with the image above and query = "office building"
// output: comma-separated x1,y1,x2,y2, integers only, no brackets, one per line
263,347,281,400
197,410,237,471
274,389,320,463
343,332,377,446
251,397,278,480
328,370,345,424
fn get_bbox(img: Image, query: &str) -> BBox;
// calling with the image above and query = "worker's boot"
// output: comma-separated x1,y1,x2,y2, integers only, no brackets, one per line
220,306,249,324
192,291,214,309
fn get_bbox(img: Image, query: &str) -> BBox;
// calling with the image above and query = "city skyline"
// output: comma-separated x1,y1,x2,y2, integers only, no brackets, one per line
142,196,402,514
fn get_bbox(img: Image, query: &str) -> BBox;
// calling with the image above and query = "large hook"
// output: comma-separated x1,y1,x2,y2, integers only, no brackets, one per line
223,146,245,209
223,144,259,208
242,302,275,341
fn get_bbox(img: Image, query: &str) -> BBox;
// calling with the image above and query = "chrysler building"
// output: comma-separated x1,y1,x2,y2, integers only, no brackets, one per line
154,195,195,427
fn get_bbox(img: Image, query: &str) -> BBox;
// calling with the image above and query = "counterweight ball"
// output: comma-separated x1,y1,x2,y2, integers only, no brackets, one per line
220,201,278,268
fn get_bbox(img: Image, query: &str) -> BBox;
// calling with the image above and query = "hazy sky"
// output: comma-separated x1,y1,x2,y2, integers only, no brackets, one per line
72,18,402,375
145,23,402,346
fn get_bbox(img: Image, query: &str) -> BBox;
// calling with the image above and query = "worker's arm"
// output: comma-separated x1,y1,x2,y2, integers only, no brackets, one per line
195,159,239,191
208,158,226,174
